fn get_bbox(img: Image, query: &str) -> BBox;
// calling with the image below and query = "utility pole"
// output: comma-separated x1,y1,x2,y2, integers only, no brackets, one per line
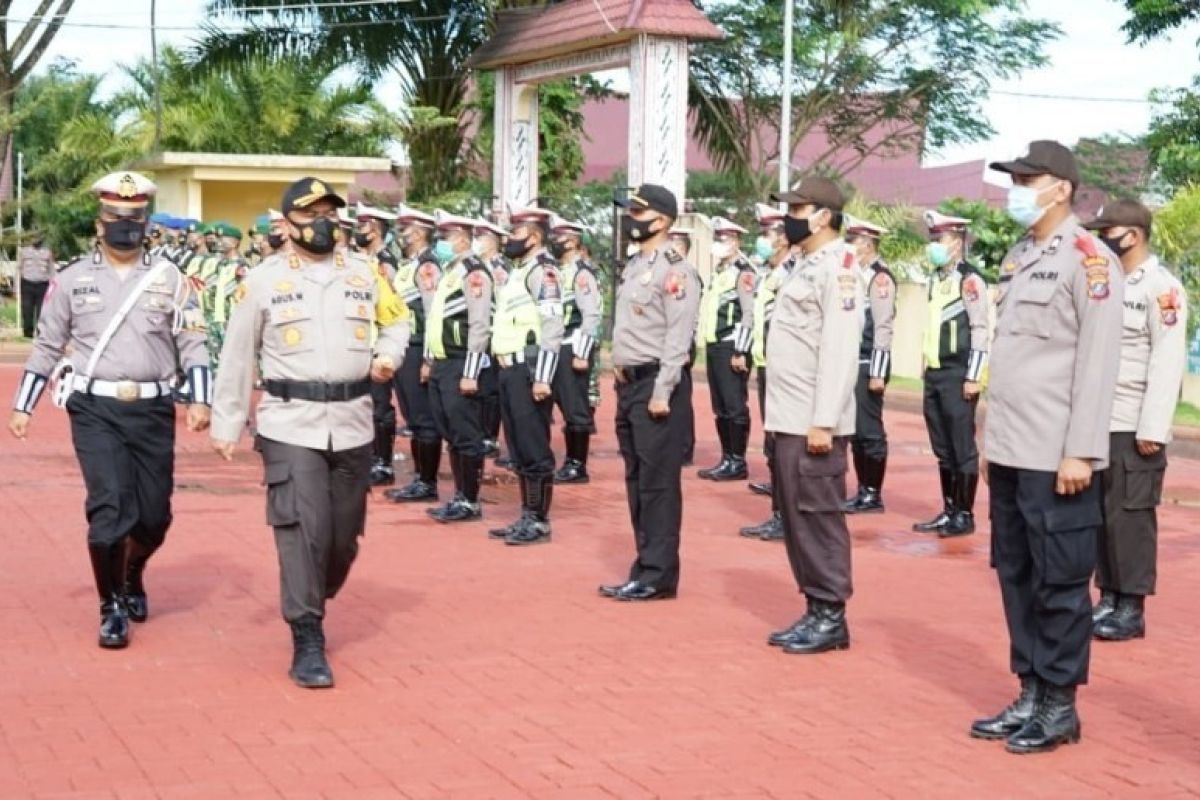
151,0,163,150
779,0,794,200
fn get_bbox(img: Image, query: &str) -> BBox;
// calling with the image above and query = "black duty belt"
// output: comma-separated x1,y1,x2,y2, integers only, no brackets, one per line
264,378,372,402
620,363,660,382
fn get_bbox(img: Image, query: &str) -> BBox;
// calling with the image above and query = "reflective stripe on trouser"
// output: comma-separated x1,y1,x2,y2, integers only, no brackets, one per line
257,436,371,623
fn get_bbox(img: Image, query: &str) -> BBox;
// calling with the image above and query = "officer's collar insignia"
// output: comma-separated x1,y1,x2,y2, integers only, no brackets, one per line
1046,235,1062,255
664,248,683,264
346,275,368,288
639,270,652,285
275,281,294,292
288,254,301,271
1128,268,1144,285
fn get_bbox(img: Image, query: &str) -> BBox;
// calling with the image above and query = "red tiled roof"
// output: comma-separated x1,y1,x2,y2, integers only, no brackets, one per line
468,0,722,69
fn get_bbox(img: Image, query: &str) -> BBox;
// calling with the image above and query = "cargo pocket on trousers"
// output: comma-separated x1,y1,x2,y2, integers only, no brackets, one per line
1122,448,1166,511
1042,503,1101,585
794,449,846,513
263,461,300,527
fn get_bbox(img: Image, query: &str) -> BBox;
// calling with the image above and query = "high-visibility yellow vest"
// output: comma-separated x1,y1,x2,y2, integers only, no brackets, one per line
699,262,742,344
425,261,467,359
752,264,788,367
922,266,973,370
491,259,540,356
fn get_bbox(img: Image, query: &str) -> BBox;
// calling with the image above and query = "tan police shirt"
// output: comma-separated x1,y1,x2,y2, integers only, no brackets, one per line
24,254,208,382
764,239,864,436
210,250,410,451
984,215,1124,471
863,261,896,378
611,243,702,404
1111,255,1187,443
19,246,55,283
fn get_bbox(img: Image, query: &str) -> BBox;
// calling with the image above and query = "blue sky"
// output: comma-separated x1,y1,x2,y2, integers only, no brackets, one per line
18,0,1200,178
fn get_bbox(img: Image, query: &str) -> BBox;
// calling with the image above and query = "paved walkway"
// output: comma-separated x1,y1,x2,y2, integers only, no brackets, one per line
1,363,1198,799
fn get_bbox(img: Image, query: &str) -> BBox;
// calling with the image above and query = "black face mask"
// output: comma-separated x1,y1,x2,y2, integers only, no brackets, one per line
548,239,569,259
1100,232,1134,258
267,233,286,250
204,237,218,251
103,219,147,251
353,231,373,249
504,236,533,260
292,217,338,255
621,215,658,243
783,215,812,246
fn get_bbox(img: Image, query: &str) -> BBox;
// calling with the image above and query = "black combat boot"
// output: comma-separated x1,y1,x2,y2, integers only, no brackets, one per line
843,449,867,510
1092,589,1118,624
386,439,441,502
489,475,531,539
740,511,782,540
507,473,553,546
1093,593,1146,641
914,468,956,533
122,538,158,623
1005,685,1082,754
768,596,815,647
428,449,463,520
437,452,483,523
709,420,750,481
288,615,334,688
554,429,591,484
970,675,1041,739
749,481,773,496
940,471,978,537
782,599,850,654
368,423,396,487
698,419,732,480
88,541,130,649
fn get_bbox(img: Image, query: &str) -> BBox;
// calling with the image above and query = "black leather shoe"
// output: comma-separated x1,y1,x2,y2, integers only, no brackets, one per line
749,481,773,497
1093,594,1145,641
123,593,149,624
708,456,748,482
482,439,501,459
598,580,636,598
913,509,952,533
939,511,976,538
489,515,529,540
288,617,334,689
433,499,482,523
427,494,463,519
970,676,1041,740
384,479,438,503
758,517,785,541
1092,590,1118,624
553,459,590,484
782,600,849,654
740,513,782,539
122,539,155,623
369,463,395,487
698,456,732,480
914,469,955,532
98,598,130,649
506,520,551,546
841,488,866,512
846,488,885,514
614,582,676,602
768,604,813,646
1005,685,1081,754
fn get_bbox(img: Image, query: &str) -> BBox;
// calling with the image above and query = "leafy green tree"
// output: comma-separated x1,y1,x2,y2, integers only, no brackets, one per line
1119,0,1200,42
937,197,1025,282
1151,183,1200,338
1147,78,1200,194
1075,135,1151,200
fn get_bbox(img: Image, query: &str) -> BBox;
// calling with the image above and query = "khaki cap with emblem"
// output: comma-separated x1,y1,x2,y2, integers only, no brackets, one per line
989,139,1081,189
1083,199,1153,234
771,176,846,212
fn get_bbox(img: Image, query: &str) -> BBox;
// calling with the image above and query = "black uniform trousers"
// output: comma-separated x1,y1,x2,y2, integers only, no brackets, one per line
499,352,555,476
989,463,1100,688
479,360,502,440
20,278,49,338
615,368,687,591
68,393,175,550
852,362,887,460
552,342,593,432
257,436,372,623
922,366,977,473
429,357,485,459
680,363,696,462
775,434,853,603
757,368,778,512
705,340,750,427
1098,432,1166,596
370,382,395,437
394,344,439,445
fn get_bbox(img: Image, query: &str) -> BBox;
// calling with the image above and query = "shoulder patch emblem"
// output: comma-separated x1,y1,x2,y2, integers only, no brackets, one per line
575,272,592,294
1158,287,1180,327
418,263,438,291
739,270,756,293
842,251,855,270
664,270,688,300
468,270,486,298
963,275,981,302
1074,234,1110,300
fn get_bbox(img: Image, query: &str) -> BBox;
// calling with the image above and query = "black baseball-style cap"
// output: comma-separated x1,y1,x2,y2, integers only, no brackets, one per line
989,140,1081,189
281,177,347,216
618,183,679,219
1083,199,1153,234
771,176,846,212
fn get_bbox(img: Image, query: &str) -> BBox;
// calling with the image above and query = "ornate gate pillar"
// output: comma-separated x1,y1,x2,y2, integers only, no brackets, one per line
627,35,689,204
492,66,540,212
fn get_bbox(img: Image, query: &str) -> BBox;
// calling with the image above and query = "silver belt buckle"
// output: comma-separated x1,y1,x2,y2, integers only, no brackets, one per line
114,381,140,402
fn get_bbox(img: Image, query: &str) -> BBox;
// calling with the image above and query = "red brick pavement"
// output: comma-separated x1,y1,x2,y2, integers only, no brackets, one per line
1,363,1198,799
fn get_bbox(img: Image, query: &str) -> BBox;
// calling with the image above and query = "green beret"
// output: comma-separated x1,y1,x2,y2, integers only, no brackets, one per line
211,221,243,240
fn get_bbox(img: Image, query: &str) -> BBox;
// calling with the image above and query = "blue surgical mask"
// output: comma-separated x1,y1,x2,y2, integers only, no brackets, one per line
926,242,952,268
754,236,774,261
1006,184,1050,228
433,239,455,264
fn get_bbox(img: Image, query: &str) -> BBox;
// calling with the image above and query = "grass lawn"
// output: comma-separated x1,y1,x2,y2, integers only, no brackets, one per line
1176,401,1200,429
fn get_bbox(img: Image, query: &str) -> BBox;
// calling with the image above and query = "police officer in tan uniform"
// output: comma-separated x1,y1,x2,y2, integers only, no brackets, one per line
841,215,896,514
696,217,757,482
486,206,564,545
1083,200,1187,642
970,141,1123,753
211,177,409,688
423,210,494,523
600,184,701,601
10,171,212,650
548,215,602,485
762,177,863,655
18,235,55,338
473,218,510,459
666,226,699,467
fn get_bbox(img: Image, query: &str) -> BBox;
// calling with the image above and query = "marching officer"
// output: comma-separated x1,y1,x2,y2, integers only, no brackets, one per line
970,140,1123,753
211,177,409,688
353,203,404,487
762,177,863,655
423,210,493,523
17,233,55,338
842,215,897,514
486,206,564,546
912,210,989,537
600,184,701,601
473,218,510,460
9,171,212,649
1084,200,1187,641
739,203,794,541
549,215,602,484
384,205,445,504
697,217,756,482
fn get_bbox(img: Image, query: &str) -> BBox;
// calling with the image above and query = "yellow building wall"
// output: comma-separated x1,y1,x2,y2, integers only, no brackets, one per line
199,180,294,233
